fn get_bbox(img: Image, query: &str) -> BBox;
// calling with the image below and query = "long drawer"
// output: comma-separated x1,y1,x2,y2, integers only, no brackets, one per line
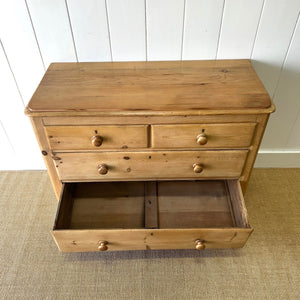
53,150,248,181
52,180,253,252
152,123,256,148
45,125,149,150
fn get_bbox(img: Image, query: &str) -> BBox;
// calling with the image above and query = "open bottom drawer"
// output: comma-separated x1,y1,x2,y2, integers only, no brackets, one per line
52,180,253,252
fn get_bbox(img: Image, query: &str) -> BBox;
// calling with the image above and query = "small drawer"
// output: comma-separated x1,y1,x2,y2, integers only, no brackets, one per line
52,180,253,252
45,125,149,150
54,150,248,181
152,123,256,148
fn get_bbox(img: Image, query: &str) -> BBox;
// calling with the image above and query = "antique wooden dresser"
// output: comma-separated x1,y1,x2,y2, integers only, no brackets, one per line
25,60,275,252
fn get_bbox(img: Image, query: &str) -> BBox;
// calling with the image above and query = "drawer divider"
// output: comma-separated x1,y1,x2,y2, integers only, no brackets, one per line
144,182,158,229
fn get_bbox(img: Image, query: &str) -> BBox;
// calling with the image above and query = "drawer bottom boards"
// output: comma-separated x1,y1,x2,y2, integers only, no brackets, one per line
52,180,253,252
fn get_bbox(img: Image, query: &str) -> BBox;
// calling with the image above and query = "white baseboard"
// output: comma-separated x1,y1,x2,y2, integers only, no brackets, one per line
254,150,300,168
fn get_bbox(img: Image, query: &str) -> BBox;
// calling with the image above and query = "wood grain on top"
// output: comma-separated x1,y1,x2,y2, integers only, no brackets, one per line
26,60,272,115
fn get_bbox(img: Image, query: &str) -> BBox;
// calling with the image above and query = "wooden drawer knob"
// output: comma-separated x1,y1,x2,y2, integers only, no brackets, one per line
98,241,108,251
98,164,108,175
196,133,207,145
193,163,203,174
92,135,103,147
195,239,205,250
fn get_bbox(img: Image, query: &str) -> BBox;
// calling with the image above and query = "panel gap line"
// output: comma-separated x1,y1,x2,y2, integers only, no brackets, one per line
0,40,25,107
271,9,300,100
145,0,148,61
104,0,113,61
215,0,226,59
25,0,46,70
0,120,16,154
282,10,300,147
250,0,266,59
65,0,78,62
180,0,187,61
285,107,300,147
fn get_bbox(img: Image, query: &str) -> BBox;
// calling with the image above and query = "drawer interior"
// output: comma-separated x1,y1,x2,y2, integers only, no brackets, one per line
55,182,145,229
54,180,250,231
158,181,234,228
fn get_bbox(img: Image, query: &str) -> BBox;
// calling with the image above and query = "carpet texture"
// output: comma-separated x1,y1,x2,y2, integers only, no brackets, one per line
0,169,299,299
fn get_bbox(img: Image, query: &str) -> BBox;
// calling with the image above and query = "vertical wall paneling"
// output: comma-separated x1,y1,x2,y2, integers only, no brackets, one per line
183,0,224,60
251,0,300,97
288,112,300,148
0,44,44,170
147,0,185,61
217,0,264,59
106,0,146,61
26,0,77,68
280,14,300,149
0,0,45,103
66,0,111,62
261,16,300,149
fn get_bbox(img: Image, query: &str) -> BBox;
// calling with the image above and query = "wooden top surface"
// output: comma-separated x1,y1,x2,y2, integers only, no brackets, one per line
26,60,273,116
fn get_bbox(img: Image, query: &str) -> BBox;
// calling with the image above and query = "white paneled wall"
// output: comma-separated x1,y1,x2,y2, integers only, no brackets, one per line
27,0,78,67
264,15,300,149
183,0,224,60
0,0,300,169
217,0,264,59
0,41,44,170
67,0,111,62
147,0,185,60
107,0,146,61
0,0,45,101
251,0,300,97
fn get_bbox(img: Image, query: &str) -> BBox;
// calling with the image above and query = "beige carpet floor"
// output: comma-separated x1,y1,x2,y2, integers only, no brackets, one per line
0,169,299,300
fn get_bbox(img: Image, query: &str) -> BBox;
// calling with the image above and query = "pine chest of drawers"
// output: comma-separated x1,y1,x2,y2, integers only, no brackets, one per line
25,60,275,252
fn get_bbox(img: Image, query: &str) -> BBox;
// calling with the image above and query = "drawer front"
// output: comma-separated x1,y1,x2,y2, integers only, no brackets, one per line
54,150,248,181
52,228,252,252
152,123,256,148
45,125,149,150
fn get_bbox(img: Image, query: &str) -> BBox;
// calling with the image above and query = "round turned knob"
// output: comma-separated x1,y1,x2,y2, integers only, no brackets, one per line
193,163,203,174
98,241,108,251
195,239,205,250
196,133,207,145
98,164,108,175
92,135,103,147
